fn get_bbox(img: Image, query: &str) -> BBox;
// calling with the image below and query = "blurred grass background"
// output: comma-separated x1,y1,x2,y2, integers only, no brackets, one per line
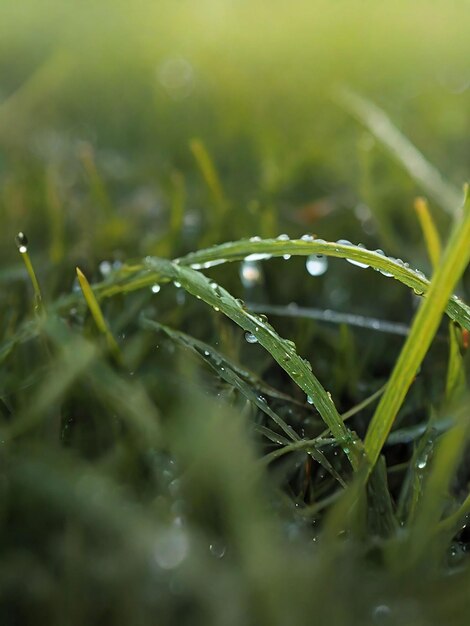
1,1,470,625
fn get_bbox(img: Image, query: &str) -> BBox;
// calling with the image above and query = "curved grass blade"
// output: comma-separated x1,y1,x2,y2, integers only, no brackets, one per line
143,257,363,469
364,187,470,470
335,87,462,215
142,318,347,486
171,238,470,331
139,316,300,443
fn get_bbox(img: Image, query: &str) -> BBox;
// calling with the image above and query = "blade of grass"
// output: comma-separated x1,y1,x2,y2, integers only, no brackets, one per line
364,186,470,470
16,232,43,314
78,142,113,217
140,316,300,443
396,401,470,569
248,302,412,337
446,322,466,402
335,87,462,215
91,237,470,330
414,197,442,270
142,318,346,485
172,238,470,331
143,256,363,469
76,267,122,364
190,138,228,217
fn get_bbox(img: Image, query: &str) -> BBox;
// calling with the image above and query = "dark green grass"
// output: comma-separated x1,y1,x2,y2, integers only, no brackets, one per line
1,3,470,624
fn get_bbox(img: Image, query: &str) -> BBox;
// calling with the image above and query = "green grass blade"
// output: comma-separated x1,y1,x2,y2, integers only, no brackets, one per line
171,238,470,331
139,317,347,486
397,401,470,568
364,188,470,470
414,197,442,270
76,267,122,364
190,138,228,217
446,322,466,402
335,87,462,215
144,257,363,469
139,316,300,443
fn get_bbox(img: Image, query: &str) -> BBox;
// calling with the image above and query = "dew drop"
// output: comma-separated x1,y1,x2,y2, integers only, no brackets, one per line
240,260,262,287
277,233,290,241
245,253,272,262
300,233,314,242
151,284,161,294
306,254,328,276
173,281,181,288
153,527,189,570
283,254,291,260
372,604,392,622
244,332,258,344
307,395,314,405
99,260,112,276
209,541,226,559
15,232,28,252
374,249,394,276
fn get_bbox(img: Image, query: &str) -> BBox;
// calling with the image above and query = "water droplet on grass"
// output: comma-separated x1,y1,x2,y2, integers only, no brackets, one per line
245,252,272,261
99,260,112,276
153,527,189,570
245,332,258,344
277,233,290,241
372,604,392,622
337,239,369,268
306,254,328,276
209,541,226,559
151,284,161,293
15,232,28,252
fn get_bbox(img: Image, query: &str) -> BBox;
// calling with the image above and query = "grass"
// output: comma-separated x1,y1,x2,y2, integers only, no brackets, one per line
1,1,470,625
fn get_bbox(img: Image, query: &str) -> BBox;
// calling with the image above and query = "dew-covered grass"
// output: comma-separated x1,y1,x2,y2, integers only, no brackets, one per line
1,2,470,625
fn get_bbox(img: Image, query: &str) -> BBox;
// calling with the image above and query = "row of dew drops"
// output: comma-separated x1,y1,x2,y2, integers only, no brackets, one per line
237,234,426,288
145,234,429,346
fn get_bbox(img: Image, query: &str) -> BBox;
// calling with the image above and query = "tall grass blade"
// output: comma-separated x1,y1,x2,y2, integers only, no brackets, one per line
144,257,363,469
336,87,462,215
364,187,470,470
414,197,442,270
76,267,121,364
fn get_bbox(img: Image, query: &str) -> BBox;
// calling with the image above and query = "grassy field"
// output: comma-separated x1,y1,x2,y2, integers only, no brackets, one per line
1,1,470,624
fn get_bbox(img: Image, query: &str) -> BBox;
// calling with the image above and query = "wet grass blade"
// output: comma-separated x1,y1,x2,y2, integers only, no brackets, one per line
364,187,470,470
172,238,470,330
16,232,43,314
143,257,363,469
141,319,346,485
140,316,300,443
397,400,470,568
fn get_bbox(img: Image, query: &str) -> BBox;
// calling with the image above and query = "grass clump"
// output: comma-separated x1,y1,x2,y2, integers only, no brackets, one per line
1,2,470,625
